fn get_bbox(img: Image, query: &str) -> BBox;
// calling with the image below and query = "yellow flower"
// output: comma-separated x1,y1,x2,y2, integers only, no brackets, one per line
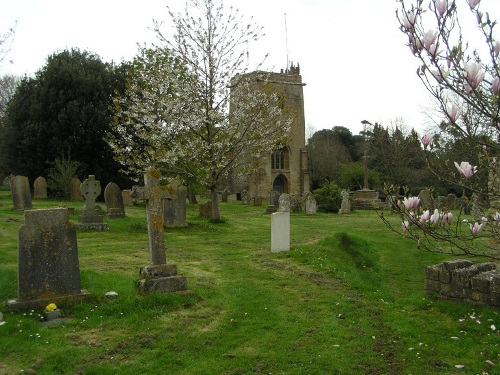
45,303,57,312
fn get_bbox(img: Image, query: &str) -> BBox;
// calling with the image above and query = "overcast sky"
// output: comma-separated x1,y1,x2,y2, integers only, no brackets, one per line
1,0,499,136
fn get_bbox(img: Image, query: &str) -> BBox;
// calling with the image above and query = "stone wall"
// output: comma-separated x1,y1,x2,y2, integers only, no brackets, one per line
425,259,499,307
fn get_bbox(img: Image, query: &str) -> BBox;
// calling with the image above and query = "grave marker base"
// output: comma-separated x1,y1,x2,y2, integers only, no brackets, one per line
137,264,187,294
6,290,91,312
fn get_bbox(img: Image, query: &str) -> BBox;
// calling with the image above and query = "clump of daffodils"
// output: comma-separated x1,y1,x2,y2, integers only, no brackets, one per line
45,303,58,312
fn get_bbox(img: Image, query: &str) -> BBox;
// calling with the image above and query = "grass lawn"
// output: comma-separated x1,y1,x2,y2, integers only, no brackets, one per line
0,188,498,374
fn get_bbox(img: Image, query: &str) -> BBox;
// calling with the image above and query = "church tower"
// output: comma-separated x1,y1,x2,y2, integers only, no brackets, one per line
229,63,310,200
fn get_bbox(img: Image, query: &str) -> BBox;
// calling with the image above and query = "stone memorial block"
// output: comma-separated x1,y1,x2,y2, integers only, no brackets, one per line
2,174,13,189
241,190,250,205
104,182,125,218
290,195,302,213
253,196,263,206
70,178,82,201
11,175,32,210
271,190,281,207
122,190,134,206
418,189,435,211
33,176,48,199
442,194,456,211
199,200,213,218
163,178,187,228
339,189,351,214
278,193,291,212
6,208,88,310
304,193,317,215
77,175,108,230
221,189,229,203
271,211,290,253
136,168,187,294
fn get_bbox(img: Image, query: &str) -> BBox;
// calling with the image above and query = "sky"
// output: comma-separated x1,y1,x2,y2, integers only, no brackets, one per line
1,0,499,136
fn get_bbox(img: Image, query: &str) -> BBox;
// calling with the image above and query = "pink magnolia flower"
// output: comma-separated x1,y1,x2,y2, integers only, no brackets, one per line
494,41,500,57
468,0,480,9
402,221,410,234
469,221,484,235
403,10,417,29
435,0,448,17
447,104,461,122
454,161,477,179
430,209,440,225
492,77,500,95
404,196,420,211
421,134,433,149
442,212,453,225
432,67,448,83
419,210,430,224
421,30,438,51
465,62,485,89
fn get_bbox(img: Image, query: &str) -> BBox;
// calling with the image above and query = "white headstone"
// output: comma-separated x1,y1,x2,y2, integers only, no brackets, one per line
271,211,290,253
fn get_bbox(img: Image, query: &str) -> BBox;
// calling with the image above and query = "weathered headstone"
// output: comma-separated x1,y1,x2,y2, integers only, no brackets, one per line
442,194,456,211
221,189,230,203
122,190,134,206
104,182,125,218
11,175,32,210
33,176,48,199
6,208,89,311
136,168,187,294
418,189,435,211
241,190,250,205
70,178,82,201
77,175,108,230
199,201,213,218
339,189,351,214
2,174,13,189
163,178,187,228
278,193,291,212
272,190,281,207
253,196,263,206
304,192,317,215
290,195,302,213
271,211,290,253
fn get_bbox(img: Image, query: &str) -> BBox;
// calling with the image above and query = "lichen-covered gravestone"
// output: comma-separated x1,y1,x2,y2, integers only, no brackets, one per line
163,178,187,228
70,178,82,201
304,192,317,215
6,208,89,311
77,175,108,230
278,193,291,212
11,175,32,210
136,168,187,293
104,182,125,218
33,176,48,199
339,189,351,214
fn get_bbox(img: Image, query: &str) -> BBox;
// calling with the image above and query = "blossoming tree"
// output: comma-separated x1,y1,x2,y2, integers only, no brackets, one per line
108,0,290,221
379,0,500,259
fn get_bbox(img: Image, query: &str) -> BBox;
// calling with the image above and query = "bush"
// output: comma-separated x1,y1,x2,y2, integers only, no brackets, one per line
313,181,342,213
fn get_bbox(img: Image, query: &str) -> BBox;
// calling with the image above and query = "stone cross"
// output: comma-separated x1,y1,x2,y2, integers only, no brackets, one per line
80,175,101,211
143,168,172,265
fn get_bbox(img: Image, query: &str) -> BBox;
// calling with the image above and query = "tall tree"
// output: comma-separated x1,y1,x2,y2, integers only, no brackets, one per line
109,0,289,220
0,48,130,188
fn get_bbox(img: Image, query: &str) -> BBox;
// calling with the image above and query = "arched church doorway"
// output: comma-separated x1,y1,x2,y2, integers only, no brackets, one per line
272,175,288,195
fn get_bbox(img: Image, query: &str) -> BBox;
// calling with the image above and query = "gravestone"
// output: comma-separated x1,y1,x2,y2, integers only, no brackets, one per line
6,208,89,311
221,189,229,203
163,178,187,228
136,168,187,294
104,182,125,218
122,190,134,206
33,176,48,199
339,189,351,214
442,194,456,211
11,175,32,210
278,193,291,212
304,192,317,215
77,175,108,230
70,178,82,201
199,201,213,218
271,211,290,253
418,189,435,211
241,190,250,205
253,196,263,206
471,193,484,221
2,174,13,189
290,195,302,213
272,190,281,207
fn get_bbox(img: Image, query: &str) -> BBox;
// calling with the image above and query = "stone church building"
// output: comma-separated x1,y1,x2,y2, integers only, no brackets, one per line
228,63,310,200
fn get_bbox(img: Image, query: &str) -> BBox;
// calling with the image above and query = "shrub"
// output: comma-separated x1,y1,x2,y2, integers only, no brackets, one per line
313,181,342,213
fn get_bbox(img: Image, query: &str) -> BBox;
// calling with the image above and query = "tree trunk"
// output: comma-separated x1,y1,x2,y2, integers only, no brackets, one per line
210,188,221,221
